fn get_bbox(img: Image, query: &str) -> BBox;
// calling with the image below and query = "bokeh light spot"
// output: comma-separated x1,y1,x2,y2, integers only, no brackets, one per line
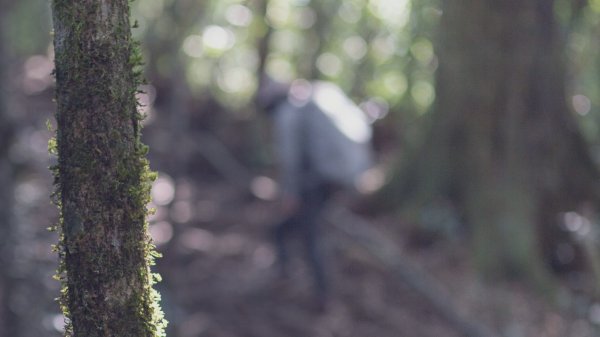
338,2,362,24
217,234,246,255
52,314,65,332
368,0,411,28
180,228,215,252
371,35,396,62
296,7,316,29
202,25,235,55
316,53,343,78
152,174,175,206
183,34,204,58
382,72,408,98
23,55,53,94
355,167,385,194
572,94,592,116
411,80,435,110
360,97,389,121
225,4,253,27
250,176,279,200
266,57,295,82
217,67,254,94
266,2,290,28
171,200,193,223
149,221,174,246
410,38,434,65
252,245,276,269
344,36,368,61
16,181,43,205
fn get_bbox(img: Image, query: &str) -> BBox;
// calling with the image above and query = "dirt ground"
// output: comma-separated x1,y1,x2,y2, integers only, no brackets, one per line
149,179,600,337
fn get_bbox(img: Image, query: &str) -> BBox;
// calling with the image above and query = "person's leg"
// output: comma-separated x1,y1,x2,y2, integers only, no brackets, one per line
300,185,332,298
303,220,327,297
272,213,300,278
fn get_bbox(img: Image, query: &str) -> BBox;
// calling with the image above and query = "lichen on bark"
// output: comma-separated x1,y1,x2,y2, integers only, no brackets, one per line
50,0,166,336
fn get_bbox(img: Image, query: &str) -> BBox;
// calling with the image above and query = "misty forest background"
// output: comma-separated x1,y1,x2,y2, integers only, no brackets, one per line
4,0,600,336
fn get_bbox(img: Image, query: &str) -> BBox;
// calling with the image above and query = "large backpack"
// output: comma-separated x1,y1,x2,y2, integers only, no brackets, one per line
300,82,373,190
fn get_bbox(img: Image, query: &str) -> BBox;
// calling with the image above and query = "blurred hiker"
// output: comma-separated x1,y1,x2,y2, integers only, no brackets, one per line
257,77,373,308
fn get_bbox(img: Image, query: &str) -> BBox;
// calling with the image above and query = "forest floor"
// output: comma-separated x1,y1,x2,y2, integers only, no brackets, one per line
151,179,600,337
11,86,600,337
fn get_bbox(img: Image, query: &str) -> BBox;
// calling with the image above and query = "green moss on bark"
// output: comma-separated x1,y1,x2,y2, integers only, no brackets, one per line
50,1,166,336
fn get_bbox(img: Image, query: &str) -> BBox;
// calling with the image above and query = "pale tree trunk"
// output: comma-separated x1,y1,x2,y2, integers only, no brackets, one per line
388,0,600,288
51,1,166,336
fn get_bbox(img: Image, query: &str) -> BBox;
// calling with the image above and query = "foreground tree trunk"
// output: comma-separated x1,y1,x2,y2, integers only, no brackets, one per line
51,1,166,336
388,0,600,287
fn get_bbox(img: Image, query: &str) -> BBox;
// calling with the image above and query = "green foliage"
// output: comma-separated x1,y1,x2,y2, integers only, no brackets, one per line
5,0,51,56
10,0,600,152
130,0,441,123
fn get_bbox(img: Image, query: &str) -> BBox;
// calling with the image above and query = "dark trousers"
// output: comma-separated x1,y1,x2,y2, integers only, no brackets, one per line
272,184,332,297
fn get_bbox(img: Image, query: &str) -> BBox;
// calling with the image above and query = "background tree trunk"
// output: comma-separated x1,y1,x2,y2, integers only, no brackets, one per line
386,0,600,287
0,1,19,335
305,0,339,79
51,1,166,336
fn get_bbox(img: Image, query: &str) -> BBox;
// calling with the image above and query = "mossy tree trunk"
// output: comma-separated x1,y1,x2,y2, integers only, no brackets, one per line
387,0,600,287
51,1,166,336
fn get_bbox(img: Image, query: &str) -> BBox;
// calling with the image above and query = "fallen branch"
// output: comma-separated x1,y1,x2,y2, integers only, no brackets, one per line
326,206,498,337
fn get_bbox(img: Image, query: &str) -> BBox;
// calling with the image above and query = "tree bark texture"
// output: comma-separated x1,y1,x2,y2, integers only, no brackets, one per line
388,0,600,286
51,1,166,336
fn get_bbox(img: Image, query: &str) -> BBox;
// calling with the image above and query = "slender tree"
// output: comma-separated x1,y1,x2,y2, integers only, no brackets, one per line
386,0,600,288
51,0,166,335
